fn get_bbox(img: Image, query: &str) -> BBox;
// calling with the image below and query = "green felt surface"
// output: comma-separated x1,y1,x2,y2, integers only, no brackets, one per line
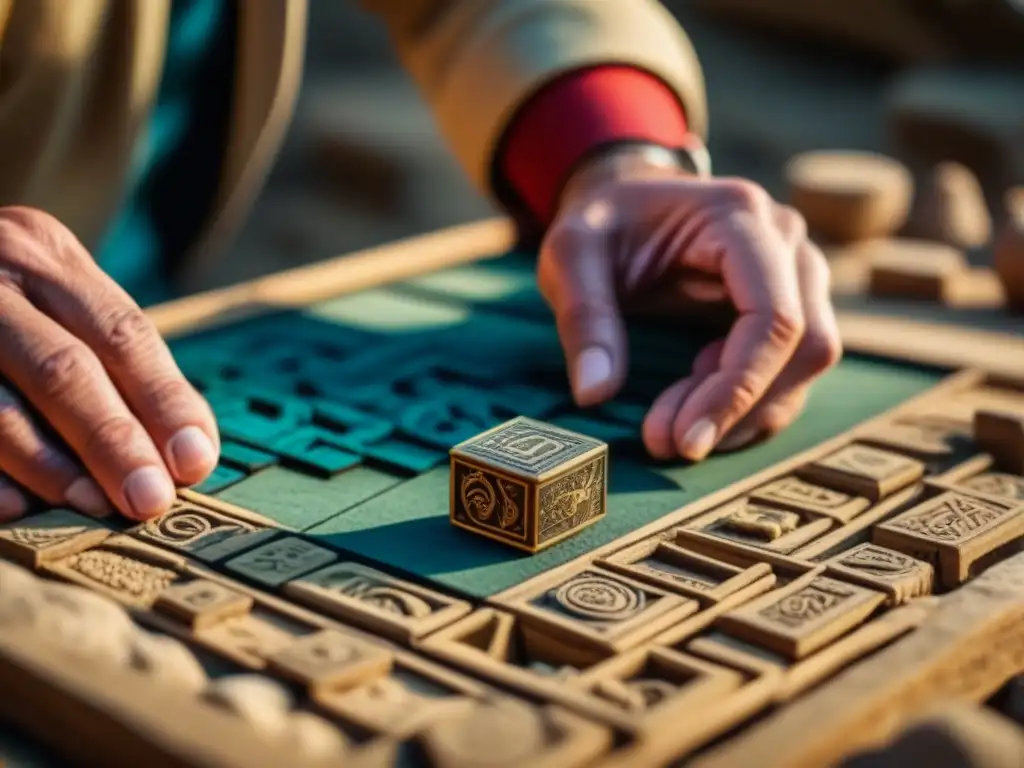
168,252,945,600
216,465,401,530
305,357,940,597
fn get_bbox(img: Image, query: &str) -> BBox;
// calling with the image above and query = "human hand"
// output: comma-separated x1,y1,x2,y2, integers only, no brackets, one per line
538,145,842,461
0,207,219,521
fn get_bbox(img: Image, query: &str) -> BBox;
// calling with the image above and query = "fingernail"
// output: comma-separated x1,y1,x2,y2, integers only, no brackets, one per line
0,483,27,521
679,418,719,461
64,477,112,517
716,425,763,453
122,467,176,519
574,347,612,402
167,426,217,480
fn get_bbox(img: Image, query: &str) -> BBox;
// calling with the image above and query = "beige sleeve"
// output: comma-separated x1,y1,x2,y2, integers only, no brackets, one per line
359,0,707,197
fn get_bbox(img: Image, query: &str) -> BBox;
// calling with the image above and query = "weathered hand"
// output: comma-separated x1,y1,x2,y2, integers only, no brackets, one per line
0,207,219,521
538,152,841,461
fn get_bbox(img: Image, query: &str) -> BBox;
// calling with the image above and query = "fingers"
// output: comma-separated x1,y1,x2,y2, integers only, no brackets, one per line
716,238,841,451
669,193,806,460
539,200,629,407
23,246,218,486
642,340,723,459
0,382,111,517
0,288,176,520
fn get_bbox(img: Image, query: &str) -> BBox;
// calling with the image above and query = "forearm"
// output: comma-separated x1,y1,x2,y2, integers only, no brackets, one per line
359,0,707,203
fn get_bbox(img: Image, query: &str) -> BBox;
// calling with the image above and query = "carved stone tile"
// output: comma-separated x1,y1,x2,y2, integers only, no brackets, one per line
687,498,835,555
284,561,471,643
154,578,254,630
798,444,925,501
498,566,697,655
750,477,871,523
823,543,934,605
859,417,972,459
193,610,311,669
266,629,393,693
132,501,277,562
598,541,774,604
952,472,1024,503
874,491,1024,587
42,545,181,608
224,536,338,587
716,574,886,660
0,509,111,569
579,647,745,733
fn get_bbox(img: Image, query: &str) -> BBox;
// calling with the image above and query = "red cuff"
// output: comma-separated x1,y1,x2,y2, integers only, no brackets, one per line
500,65,689,227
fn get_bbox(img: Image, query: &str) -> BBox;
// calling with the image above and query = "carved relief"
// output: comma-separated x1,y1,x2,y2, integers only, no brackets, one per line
548,572,646,623
458,469,527,539
267,629,393,692
0,509,111,568
285,562,471,643
825,543,934,604
593,678,677,712
693,498,833,554
799,444,925,500
455,418,597,475
722,505,801,541
297,565,432,618
134,502,275,561
885,493,1010,542
874,491,1024,588
194,613,301,669
957,472,1024,502
758,579,858,629
718,575,887,659
224,537,337,587
751,477,870,522
46,548,178,608
835,544,917,576
538,456,606,544
155,579,254,630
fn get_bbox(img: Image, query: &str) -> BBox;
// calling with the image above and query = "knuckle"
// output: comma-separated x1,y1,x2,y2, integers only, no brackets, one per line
544,226,588,264
726,370,769,415
97,305,158,358
0,207,80,278
0,396,26,436
146,376,201,415
715,178,772,212
759,401,800,435
768,309,806,348
773,204,808,241
36,344,99,398
85,414,139,454
799,328,843,373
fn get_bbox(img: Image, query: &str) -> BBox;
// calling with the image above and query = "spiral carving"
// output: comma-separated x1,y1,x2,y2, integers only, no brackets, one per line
460,471,496,523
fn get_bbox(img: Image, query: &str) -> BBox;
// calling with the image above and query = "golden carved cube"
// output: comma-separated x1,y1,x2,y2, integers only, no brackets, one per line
449,417,608,553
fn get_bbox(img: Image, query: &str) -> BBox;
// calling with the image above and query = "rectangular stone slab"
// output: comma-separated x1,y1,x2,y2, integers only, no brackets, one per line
691,549,1024,768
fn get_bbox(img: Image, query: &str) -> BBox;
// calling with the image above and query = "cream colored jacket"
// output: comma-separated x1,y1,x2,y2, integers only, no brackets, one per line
0,0,706,279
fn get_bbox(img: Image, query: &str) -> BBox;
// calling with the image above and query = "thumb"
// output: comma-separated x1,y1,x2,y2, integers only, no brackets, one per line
539,209,628,407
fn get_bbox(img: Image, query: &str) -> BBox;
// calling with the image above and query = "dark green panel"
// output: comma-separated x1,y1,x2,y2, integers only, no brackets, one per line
306,356,942,597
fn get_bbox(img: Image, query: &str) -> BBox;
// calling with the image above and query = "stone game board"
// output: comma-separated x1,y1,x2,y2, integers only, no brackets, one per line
4,221,1024,767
